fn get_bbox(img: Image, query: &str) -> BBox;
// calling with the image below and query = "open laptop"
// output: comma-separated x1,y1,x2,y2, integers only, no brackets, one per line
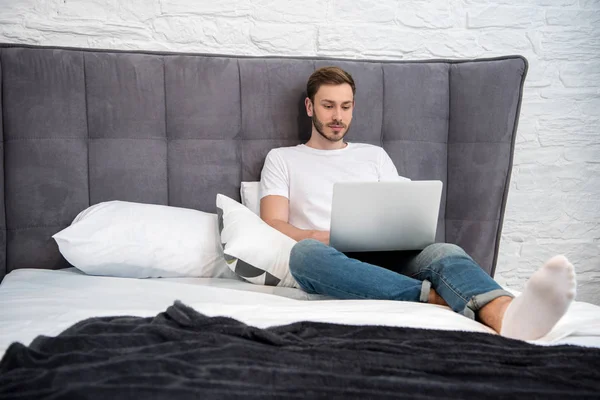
329,180,443,252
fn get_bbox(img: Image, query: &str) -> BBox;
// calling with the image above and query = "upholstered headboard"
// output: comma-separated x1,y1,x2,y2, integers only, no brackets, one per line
0,43,527,281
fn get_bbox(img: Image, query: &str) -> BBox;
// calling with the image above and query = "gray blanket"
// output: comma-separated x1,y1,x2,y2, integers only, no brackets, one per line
1,301,599,399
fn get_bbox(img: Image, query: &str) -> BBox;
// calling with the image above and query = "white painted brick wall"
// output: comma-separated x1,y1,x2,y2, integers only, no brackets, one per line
0,0,598,304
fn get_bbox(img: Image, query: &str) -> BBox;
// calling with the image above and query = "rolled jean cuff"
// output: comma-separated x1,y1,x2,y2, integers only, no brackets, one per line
419,279,431,303
462,289,515,320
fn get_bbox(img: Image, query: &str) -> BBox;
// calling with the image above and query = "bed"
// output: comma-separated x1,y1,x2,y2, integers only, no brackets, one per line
0,43,599,399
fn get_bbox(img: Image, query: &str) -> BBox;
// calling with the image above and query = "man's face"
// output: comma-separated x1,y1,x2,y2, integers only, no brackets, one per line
307,83,354,143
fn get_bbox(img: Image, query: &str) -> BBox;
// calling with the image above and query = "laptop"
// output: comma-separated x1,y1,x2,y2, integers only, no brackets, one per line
329,180,443,252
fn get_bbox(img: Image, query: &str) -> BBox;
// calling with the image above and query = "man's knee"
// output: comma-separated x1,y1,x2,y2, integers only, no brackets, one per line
421,243,470,264
289,239,325,273
291,238,324,257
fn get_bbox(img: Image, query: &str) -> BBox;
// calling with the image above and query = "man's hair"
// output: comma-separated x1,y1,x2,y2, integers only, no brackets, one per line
306,66,356,103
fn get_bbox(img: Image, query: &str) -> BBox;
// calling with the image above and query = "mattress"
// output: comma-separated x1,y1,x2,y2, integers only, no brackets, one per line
1,268,600,359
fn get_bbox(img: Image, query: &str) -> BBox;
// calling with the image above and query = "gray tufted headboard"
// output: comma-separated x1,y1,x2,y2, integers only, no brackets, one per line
0,43,527,281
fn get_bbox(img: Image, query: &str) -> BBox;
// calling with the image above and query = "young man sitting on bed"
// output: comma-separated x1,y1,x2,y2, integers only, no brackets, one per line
259,66,577,342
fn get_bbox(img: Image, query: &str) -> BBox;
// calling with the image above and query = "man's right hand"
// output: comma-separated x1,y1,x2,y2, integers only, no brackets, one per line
310,230,330,246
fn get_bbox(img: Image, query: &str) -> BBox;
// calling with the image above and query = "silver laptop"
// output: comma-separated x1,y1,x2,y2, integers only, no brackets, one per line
329,180,443,252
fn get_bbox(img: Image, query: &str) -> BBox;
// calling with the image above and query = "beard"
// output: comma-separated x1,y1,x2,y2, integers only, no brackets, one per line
312,112,351,143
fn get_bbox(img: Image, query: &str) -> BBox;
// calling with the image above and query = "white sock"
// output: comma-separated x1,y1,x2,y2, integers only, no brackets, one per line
500,255,577,341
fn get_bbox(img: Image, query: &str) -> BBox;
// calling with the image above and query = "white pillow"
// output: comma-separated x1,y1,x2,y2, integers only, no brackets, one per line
52,200,235,279
240,181,261,215
216,193,298,288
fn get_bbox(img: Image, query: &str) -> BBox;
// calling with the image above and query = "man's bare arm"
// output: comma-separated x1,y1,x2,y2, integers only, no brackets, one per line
260,195,329,245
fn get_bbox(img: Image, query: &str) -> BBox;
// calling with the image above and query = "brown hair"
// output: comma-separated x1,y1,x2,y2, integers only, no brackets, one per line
306,66,356,102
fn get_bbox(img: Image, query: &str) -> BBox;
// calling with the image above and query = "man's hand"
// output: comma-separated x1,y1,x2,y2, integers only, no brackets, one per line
310,230,330,245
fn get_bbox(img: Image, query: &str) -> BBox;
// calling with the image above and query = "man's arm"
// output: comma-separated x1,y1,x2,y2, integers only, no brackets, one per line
260,195,329,245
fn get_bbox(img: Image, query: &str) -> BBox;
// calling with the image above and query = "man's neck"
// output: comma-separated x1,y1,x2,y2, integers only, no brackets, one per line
305,132,347,150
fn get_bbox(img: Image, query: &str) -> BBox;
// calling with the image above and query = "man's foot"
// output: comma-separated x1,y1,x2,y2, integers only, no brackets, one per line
500,255,577,340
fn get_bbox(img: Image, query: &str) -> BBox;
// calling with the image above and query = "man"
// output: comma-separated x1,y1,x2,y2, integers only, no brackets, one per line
259,66,576,341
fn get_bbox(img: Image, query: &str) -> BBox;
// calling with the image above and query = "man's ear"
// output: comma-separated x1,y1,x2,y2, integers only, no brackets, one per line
305,97,313,117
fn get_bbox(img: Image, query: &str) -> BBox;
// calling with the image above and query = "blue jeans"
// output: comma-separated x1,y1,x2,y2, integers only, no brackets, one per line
289,239,514,320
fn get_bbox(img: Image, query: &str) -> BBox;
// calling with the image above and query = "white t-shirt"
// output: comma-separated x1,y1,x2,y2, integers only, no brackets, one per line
259,142,410,231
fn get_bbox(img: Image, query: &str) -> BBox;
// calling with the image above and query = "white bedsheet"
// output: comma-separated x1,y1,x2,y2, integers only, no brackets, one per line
1,268,600,359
